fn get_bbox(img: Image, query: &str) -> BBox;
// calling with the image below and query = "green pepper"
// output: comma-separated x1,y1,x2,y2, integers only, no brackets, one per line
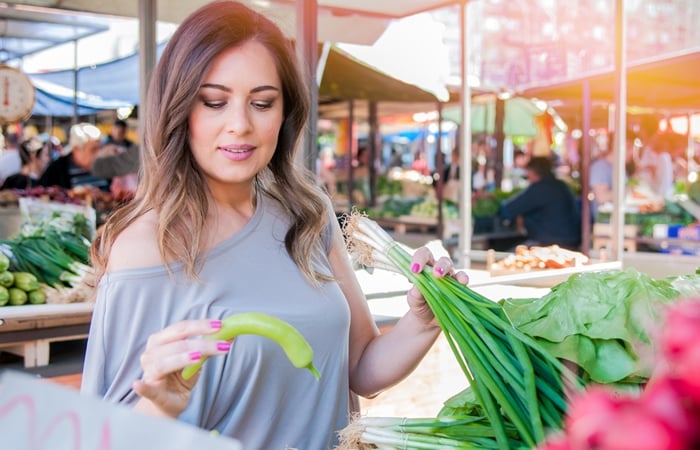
182,312,320,381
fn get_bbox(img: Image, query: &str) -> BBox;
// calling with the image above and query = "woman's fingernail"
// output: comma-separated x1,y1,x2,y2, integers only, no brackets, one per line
411,263,420,273
210,320,222,329
188,351,202,361
436,266,445,275
217,341,231,352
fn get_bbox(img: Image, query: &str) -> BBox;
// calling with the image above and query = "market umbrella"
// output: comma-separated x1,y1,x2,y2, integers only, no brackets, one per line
442,96,549,137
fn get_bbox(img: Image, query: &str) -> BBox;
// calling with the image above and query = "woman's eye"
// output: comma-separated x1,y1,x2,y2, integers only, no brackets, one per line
252,100,273,110
203,100,226,109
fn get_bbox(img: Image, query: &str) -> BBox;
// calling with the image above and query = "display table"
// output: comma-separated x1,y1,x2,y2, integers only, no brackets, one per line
0,303,93,368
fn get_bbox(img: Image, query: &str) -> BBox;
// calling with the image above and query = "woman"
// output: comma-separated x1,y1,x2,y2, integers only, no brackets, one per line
82,2,467,449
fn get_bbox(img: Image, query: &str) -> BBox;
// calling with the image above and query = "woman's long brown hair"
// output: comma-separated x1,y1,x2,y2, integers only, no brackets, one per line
91,1,330,285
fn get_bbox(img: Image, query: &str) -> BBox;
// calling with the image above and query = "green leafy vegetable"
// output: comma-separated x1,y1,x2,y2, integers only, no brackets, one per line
501,269,698,384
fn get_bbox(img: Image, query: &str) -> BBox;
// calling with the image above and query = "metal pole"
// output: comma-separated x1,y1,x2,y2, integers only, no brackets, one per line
347,101,355,212
72,40,78,124
611,0,627,261
138,0,157,126
581,81,592,255
296,0,318,174
436,101,444,240
458,0,473,268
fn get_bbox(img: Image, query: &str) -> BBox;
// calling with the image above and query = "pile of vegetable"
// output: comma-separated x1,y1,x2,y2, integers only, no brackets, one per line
539,298,700,450
0,253,45,306
0,207,94,304
339,213,700,450
502,269,698,389
342,213,581,449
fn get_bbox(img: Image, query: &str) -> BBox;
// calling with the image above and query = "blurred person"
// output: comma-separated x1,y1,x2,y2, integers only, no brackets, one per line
93,119,140,198
589,134,637,222
317,146,337,197
0,132,22,186
1,137,50,190
635,114,675,199
441,147,460,202
38,122,109,191
500,156,581,250
411,150,430,176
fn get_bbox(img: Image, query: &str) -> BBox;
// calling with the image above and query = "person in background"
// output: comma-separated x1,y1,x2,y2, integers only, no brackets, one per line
500,156,581,250
510,148,530,190
81,3,469,450
38,122,109,191
1,137,49,190
0,132,22,186
411,150,430,176
441,147,461,203
589,134,637,223
92,119,140,197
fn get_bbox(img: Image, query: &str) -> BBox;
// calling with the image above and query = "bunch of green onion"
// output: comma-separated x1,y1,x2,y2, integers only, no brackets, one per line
342,213,582,450
0,230,92,289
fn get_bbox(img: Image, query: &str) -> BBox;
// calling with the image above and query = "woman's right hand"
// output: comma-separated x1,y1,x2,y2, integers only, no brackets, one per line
132,319,230,418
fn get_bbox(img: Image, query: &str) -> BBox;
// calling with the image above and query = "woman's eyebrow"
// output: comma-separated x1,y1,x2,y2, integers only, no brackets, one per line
199,83,279,94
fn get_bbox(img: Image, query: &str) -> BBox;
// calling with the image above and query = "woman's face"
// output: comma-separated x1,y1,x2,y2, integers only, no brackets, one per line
188,40,284,195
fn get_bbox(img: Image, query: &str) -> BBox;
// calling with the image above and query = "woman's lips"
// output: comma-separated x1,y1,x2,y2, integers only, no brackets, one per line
219,144,255,161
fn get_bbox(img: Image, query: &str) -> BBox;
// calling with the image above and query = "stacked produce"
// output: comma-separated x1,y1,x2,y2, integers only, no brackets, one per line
490,245,589,272
539,298,700,450
340,213,700,450
0,253,45,306
0,207,94,304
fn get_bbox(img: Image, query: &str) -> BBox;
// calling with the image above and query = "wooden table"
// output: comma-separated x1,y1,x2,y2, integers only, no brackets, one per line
0,303,93,368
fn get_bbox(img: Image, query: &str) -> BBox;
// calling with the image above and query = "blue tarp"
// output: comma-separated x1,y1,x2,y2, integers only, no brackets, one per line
32,80,132,117
29,43,166,116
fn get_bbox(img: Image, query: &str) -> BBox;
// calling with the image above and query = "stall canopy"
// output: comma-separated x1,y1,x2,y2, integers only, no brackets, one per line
0,1,459,46
517,48,700,129
0,4,109,63
441,95,554,137
319,45,439,104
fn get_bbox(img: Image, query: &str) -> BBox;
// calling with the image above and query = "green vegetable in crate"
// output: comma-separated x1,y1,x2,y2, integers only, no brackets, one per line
8,287,27,306
13,272,39,292
0,253,9,272
0,271,13,287
28,289,47,305
0,285,8,306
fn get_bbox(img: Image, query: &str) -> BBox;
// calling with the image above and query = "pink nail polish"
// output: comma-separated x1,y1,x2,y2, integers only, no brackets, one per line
436,266,445,275
210,320,222,329
188,351,202,361
411,263,420,273
217,341,231,352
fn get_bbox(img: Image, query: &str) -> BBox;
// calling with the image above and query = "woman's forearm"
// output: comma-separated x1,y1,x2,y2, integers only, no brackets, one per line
350,309,441,398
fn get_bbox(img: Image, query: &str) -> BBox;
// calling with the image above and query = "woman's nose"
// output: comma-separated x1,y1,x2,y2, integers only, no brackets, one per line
225,103,252,135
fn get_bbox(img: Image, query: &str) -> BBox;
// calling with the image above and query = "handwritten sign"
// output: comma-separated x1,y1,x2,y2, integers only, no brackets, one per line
0,370,241,450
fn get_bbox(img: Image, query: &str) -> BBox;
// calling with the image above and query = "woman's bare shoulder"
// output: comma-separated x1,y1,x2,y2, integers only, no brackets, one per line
106,211,163,272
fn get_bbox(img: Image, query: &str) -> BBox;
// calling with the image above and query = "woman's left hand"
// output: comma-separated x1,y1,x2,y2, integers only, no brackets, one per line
406,247,469,326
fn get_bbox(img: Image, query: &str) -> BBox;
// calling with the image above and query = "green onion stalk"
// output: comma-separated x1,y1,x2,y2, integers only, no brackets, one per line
341,213,583,450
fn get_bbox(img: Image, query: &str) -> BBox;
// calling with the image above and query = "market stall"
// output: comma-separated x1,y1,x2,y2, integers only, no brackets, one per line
518,47,700,262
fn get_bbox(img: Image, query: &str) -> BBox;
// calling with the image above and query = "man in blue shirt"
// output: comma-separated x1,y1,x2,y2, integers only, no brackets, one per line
500,156,581,250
